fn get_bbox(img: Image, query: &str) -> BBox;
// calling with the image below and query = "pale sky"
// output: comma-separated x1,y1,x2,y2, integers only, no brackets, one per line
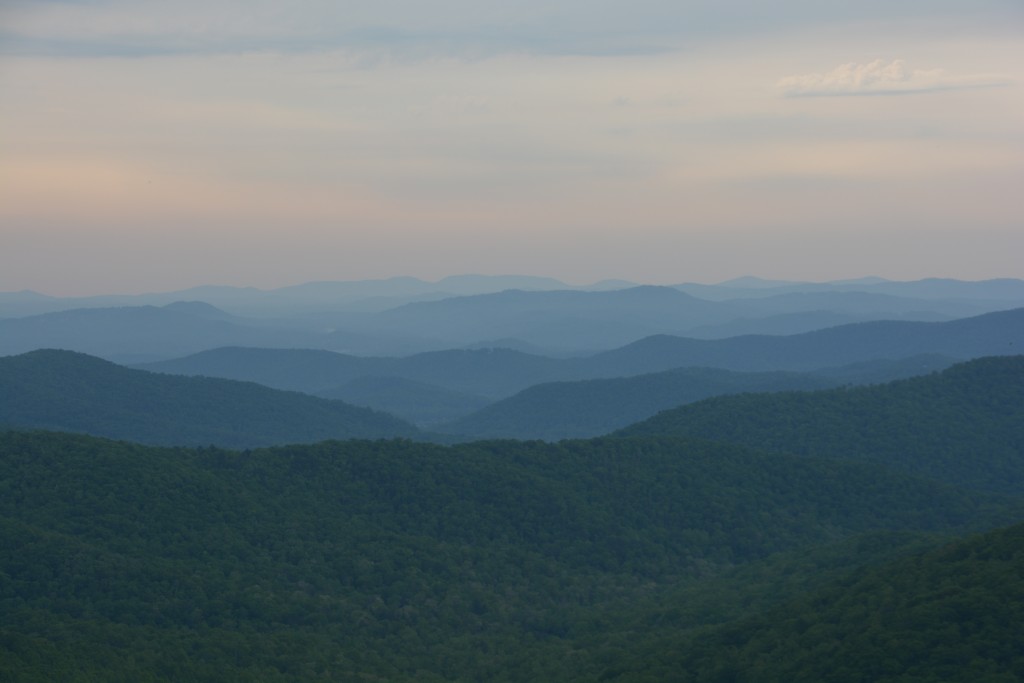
2,1,1022,295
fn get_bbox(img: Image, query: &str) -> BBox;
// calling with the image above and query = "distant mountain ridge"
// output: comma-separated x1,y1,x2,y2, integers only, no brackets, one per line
363,285,737,350
584,307,1024,375
139,345,566,399
139,308,1024,406
677,276,1024,302
438,368,836,440
3,277,1023,359
436,354,962,441
316,375,491,426
7,275,1022,318
0,302,323,364
0,274,598,318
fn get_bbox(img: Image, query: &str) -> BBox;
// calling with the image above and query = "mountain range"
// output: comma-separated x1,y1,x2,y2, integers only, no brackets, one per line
138,307,1024,416
438,367,836,440
437,354,961,440
4,273,1024,681
3,275,1023,360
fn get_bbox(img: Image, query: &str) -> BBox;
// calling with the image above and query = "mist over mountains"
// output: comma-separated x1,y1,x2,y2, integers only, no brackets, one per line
4,272,1018,435
135,306,1022,431
2,275,1023,361
3,273,1024,682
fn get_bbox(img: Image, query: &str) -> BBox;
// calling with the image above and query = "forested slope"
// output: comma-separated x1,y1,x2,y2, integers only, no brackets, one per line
595,521,1024,682
618,355,1024,494
0,430,1016,682
0,350,418,447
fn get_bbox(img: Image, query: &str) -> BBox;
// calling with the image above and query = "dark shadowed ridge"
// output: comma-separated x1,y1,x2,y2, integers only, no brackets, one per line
616,355,1024,495
598,521,1024,683
0,429,1017,681
0,349,419,447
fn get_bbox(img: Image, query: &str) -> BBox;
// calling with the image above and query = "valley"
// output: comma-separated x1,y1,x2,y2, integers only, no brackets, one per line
1,275,1023,682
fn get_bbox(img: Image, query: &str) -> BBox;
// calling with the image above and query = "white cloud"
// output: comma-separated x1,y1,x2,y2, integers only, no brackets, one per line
778,59,1009,96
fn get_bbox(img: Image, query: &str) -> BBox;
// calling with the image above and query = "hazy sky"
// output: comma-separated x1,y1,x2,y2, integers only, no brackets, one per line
2,0,1022,295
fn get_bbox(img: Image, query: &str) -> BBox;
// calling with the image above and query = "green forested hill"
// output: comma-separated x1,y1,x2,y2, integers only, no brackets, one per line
440,367,834,440
595,521,1024,683
618,355,1024,494
0,430,1016,682
0,349,418,447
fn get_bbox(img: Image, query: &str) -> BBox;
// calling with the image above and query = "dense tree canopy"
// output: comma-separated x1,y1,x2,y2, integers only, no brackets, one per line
618,355,1024,494
598,522,1024,683
1,430,1019,681
0,349,418,447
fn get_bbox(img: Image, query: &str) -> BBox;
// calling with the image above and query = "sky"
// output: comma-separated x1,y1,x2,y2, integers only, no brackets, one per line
1,1,1022,295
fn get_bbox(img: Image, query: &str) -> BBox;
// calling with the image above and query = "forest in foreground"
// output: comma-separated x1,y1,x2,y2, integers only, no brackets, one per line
1,420,1022,681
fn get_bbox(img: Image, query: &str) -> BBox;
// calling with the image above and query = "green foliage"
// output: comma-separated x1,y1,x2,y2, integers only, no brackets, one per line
596,523,1024,683
618,355,1024,494
0,430,1017,681
0,349,419,447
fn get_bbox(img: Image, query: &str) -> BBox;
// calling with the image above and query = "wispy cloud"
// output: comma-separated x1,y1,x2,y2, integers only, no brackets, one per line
5,2,1021,60
778,59,1010,97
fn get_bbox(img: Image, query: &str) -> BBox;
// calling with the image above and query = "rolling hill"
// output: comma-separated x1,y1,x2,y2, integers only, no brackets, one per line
137,307,1023,404
618,355,1024,495
137,346,381,393
0,430,1016,682
584,306,1024,375
0,303,320,363
140,345,566,399
595,521,1024,682
439,367,835,440
4,282,1022,361
0,349,418,447
359,285,741,350
315,375,491,426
